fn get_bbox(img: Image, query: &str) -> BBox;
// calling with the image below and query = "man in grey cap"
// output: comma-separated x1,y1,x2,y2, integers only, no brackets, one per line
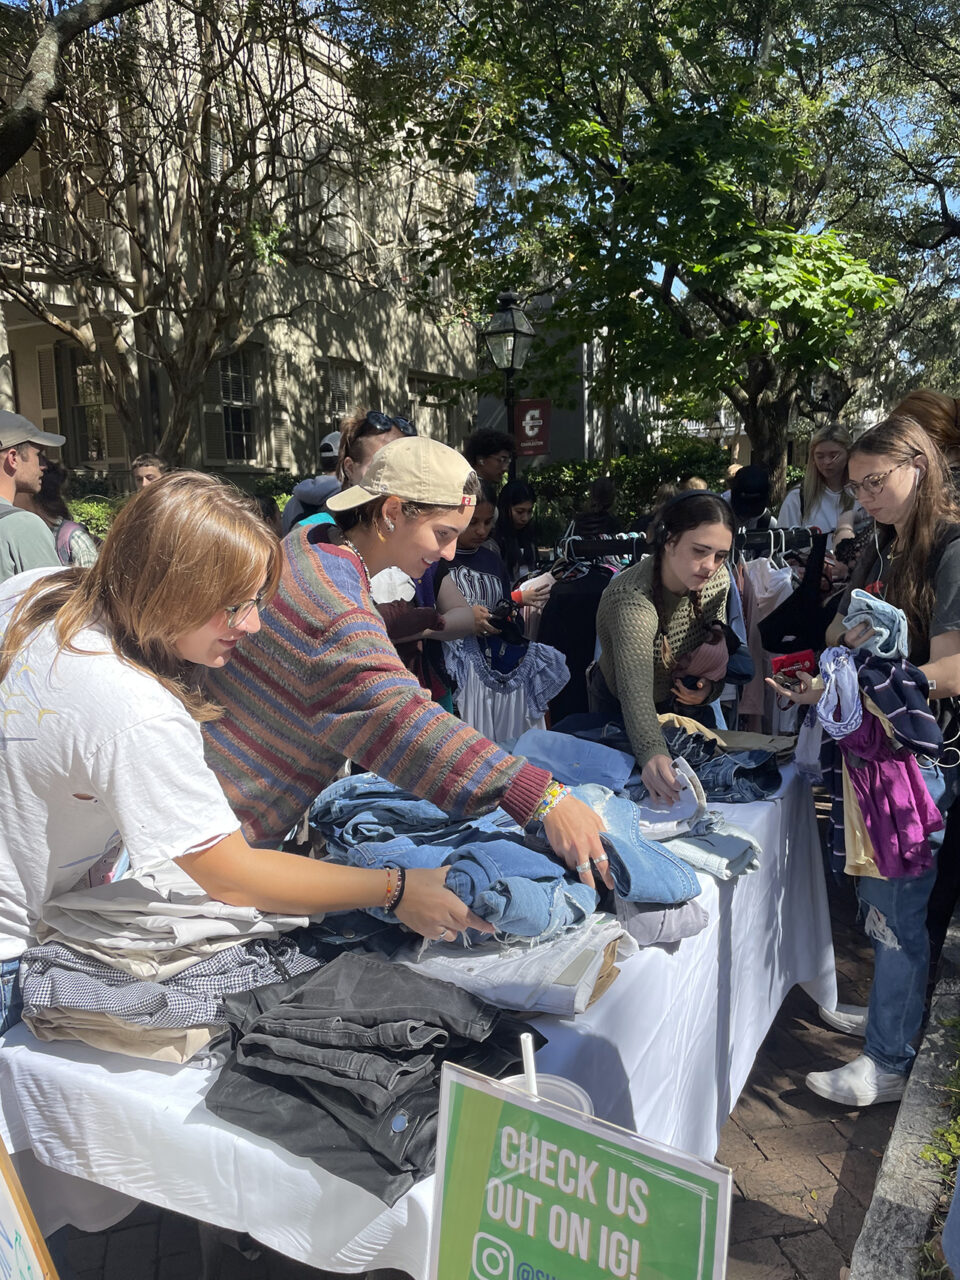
0,410,65,582
280,430,343,535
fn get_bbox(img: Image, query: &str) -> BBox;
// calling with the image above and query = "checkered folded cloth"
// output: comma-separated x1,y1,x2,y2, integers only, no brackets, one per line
19,937,319,1029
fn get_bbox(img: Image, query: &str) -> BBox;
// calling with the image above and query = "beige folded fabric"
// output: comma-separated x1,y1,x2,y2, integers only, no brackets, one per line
24,1008,219,1063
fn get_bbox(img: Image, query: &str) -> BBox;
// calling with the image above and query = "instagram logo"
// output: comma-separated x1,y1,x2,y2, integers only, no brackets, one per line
471,1232,515,1280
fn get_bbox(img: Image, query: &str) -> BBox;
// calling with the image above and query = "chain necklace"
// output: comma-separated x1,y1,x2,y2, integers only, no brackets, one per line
342,536,371,590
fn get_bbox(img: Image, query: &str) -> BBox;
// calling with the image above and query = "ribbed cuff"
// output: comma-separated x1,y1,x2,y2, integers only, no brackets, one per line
501,762,553,826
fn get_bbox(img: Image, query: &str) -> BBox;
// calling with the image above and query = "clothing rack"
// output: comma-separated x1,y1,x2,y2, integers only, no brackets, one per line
735,526,818,560
553,532,645,563
555,526,819,564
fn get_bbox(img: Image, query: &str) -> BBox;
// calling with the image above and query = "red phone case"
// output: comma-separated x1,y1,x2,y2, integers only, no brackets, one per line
770,649,817,680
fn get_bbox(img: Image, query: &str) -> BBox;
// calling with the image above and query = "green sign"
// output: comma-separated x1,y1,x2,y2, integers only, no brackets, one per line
430,1065,731,1280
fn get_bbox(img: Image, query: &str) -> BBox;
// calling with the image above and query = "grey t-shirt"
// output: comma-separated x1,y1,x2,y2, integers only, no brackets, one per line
932,540,960,643
0,500,59,584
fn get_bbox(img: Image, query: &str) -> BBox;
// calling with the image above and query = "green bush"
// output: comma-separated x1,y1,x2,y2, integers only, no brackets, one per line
68,497,124,539
250,472,296,498
528,439,730,544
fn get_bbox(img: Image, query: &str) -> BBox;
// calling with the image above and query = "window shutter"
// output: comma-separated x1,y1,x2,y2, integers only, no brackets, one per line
270,353,294,470
36,346,63,439
104,411,127,464
202,363,227,463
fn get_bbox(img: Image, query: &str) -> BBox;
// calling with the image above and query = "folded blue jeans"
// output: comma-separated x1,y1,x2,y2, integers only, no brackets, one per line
512,726,635,791
325,835,597,939
310,773,512,851
843,589,910,661
568,784,701,905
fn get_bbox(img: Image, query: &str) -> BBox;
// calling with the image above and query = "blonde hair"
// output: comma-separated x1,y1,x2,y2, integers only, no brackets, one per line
0,472,281,721
891,390,960,457
803,423,855,517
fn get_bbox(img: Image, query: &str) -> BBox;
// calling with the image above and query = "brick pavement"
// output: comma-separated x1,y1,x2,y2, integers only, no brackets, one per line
723,880,894,1280
48,884,886,1280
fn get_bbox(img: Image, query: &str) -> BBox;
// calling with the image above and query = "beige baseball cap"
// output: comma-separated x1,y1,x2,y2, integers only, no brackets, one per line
326,436,477,512
0,409,65,451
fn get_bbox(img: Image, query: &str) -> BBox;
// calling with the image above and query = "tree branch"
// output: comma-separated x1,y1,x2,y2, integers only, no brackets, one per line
0,0,152,177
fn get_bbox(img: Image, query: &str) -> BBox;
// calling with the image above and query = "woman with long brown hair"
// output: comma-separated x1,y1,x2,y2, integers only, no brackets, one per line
0,472,491,1034
592,492,744,805
776,414,960,1106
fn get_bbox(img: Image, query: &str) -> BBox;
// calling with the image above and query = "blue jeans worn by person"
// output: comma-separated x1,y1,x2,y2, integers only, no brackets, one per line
0,956,22,1035
858,760,958,1075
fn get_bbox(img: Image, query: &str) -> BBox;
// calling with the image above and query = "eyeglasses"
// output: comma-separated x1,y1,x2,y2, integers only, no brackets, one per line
360,412,417,438
223,589,267,628
843,461,909,500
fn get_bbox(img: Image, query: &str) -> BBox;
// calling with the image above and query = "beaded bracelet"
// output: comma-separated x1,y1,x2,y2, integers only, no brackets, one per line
384,865,406,913
532,780,570,823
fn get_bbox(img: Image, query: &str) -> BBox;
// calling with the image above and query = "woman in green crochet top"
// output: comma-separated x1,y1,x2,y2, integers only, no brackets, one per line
593,492,737,806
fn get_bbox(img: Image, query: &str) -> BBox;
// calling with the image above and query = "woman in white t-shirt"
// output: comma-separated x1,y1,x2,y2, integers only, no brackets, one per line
0,472,490,1032
778,423,864,546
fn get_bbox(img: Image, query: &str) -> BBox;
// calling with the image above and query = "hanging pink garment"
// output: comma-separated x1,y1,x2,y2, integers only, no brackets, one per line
839,709,944,878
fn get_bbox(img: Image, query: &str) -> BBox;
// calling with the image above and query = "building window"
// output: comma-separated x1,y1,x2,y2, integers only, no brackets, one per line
407,373,458,442
318,359,358,423
415,205,450,299
220,349,258,462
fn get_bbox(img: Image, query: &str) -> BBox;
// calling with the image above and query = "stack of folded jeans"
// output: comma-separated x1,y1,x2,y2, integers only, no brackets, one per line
205,952,541,1204
566,783,760,882
309,772,515,854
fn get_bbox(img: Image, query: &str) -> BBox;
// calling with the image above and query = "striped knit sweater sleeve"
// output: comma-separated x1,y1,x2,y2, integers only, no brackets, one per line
202,530,551,844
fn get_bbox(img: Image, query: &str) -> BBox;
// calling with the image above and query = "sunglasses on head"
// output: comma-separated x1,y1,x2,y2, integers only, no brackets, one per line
361,412,417,437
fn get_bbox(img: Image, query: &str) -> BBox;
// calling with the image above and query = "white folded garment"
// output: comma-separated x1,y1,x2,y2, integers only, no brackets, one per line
630,758,709,840
40,859,308,952
398,913,636,1016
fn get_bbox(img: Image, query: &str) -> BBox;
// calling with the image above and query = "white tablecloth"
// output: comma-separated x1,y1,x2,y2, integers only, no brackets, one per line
0,767,835,1275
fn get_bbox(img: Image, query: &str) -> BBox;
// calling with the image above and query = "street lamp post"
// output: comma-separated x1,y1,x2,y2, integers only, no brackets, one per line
480,290,535,480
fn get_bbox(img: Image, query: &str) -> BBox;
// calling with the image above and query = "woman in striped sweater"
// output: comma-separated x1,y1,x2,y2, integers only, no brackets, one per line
202,436,611,895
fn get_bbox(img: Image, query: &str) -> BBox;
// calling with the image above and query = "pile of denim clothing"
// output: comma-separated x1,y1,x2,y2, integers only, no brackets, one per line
548,714,782,804
205,951,541,1204
311,773,704,945
512,731,763,883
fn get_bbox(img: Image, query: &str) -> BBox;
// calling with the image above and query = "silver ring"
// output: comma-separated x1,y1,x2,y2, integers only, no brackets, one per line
595,854,609,864
576,861,591,873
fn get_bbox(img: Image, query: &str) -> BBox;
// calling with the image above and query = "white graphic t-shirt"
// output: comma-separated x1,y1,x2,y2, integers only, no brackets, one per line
0,569,240,959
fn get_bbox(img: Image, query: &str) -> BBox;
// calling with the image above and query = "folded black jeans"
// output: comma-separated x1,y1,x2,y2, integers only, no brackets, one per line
205,953,541,1205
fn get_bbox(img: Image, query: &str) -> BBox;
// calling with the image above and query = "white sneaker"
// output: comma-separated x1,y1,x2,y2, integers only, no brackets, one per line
805,1054,906,1106
818,1003,868,1038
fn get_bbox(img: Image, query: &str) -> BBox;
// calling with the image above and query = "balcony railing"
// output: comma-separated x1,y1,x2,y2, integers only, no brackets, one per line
0,201,122,275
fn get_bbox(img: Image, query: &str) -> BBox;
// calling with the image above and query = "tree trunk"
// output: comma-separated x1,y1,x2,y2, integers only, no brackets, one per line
159,374,205,462
730,395,794,506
